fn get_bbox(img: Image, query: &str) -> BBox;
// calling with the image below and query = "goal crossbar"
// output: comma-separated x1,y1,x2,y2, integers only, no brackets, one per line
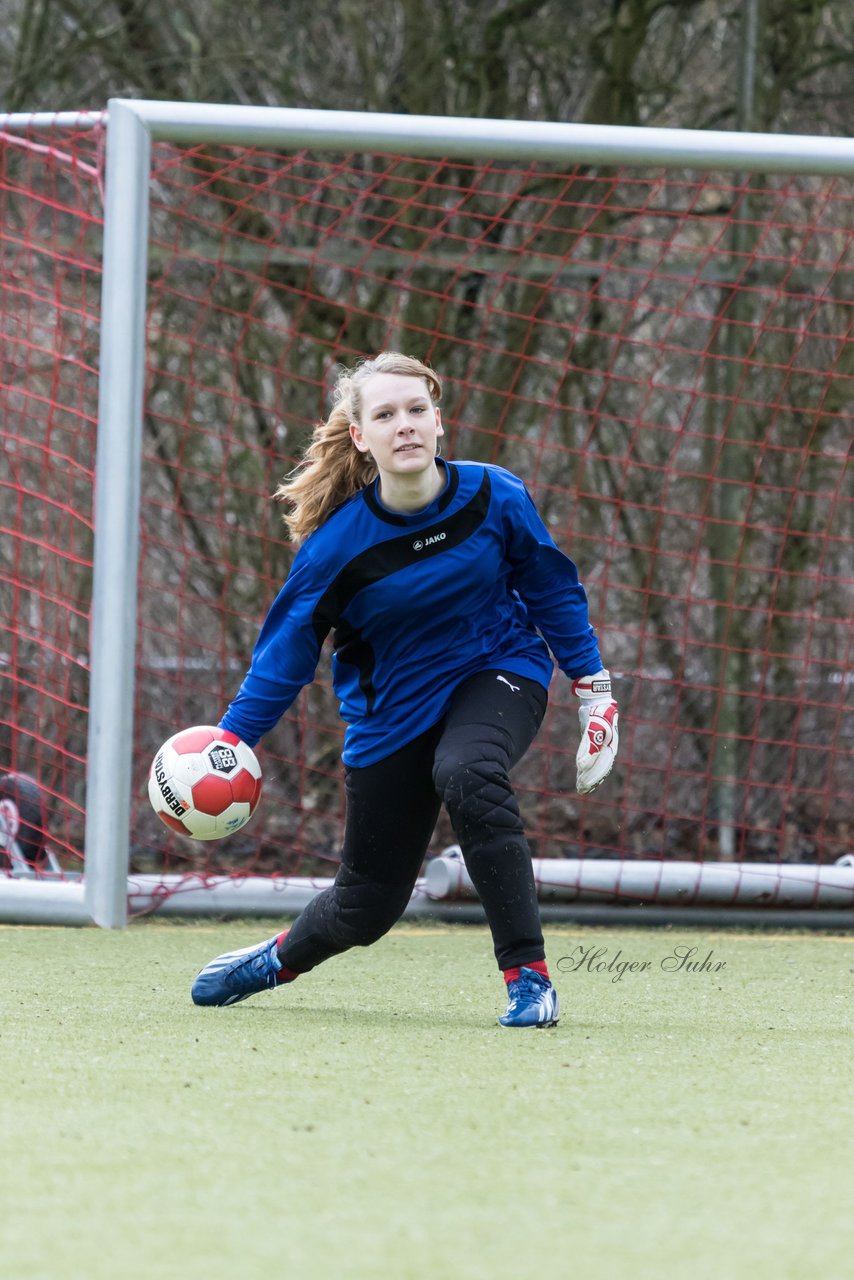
6,101,854,173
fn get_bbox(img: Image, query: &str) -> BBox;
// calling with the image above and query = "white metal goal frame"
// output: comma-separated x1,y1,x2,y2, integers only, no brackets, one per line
1,100,853,927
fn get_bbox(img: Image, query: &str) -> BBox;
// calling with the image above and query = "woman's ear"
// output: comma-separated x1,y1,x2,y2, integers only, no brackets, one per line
349,421,369,453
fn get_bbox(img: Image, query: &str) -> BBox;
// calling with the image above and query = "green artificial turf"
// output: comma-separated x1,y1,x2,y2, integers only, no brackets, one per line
2,921,852,1280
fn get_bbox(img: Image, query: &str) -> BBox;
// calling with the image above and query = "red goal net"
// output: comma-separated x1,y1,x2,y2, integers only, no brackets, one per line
2,123,852,897
1,120,103,874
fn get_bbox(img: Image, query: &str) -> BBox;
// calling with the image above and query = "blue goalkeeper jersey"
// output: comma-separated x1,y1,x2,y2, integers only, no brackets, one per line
220,460,602,766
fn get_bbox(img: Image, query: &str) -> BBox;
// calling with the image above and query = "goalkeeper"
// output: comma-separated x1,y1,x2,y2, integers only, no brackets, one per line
192,352,619,1027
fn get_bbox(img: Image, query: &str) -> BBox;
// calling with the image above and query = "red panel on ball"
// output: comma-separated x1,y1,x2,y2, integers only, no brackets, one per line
173,726,217,755
230,768,260,806
218,729,241,746
157,811,188,835
191,773,233,816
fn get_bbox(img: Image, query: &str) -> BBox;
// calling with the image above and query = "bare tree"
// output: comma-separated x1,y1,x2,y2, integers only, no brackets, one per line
2,0,851,866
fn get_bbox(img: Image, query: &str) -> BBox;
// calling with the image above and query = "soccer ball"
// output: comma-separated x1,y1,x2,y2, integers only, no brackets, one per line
148,726,262,840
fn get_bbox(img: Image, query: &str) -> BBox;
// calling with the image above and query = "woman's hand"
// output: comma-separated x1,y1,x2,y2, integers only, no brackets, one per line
572,670,619,795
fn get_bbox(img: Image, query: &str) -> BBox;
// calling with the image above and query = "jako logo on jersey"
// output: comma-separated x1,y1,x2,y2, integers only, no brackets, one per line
412,532,446,551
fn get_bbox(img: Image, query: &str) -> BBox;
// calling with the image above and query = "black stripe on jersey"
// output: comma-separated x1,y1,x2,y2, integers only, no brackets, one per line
362,460,460,525
311,467,492,646
332,620,378,714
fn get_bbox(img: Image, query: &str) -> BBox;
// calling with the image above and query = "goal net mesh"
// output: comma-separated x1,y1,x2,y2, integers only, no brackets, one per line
2,123,851,896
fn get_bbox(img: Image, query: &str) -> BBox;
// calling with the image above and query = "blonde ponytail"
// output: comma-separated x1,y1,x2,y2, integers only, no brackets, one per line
276,352,442,545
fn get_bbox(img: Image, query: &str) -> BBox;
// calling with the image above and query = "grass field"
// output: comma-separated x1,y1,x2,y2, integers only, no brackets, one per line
2,921,853,1280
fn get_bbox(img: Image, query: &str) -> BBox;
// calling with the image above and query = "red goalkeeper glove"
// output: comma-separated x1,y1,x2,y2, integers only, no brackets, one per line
571,669,619,795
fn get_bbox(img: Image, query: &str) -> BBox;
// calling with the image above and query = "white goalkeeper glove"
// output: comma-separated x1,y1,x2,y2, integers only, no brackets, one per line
572,669,619,795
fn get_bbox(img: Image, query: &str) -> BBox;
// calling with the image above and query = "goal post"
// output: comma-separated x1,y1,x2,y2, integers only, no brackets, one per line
84,103,151,927
1,101,851,926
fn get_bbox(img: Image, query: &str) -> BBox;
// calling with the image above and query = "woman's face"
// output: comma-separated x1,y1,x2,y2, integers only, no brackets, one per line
349,372,443,477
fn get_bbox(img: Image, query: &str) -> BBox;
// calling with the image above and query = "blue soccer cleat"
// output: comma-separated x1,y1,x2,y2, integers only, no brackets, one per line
498,967,560,1028
192,934,283,1006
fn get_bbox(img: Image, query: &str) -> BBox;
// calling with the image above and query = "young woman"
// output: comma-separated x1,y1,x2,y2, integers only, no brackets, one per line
192,352,619,1027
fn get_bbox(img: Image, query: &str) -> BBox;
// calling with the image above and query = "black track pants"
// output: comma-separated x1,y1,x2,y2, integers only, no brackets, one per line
279,668,548,973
